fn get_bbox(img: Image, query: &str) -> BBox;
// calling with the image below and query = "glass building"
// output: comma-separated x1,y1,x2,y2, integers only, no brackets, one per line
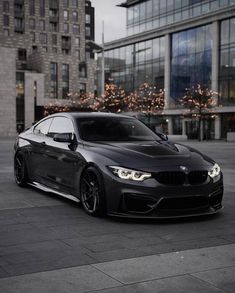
98,0,235,139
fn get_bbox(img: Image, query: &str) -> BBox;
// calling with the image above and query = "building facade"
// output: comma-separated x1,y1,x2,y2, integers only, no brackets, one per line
100,0,235,139
0,0,95,136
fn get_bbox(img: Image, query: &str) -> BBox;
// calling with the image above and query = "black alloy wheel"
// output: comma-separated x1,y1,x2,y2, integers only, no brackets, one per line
14,152,28,187
80,166,106,216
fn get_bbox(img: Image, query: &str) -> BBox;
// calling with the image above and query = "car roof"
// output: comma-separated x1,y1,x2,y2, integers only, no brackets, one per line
48,112,135,119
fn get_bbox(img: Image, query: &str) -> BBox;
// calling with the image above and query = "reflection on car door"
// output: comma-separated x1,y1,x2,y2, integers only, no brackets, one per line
44,116,81,194
30,117,53,183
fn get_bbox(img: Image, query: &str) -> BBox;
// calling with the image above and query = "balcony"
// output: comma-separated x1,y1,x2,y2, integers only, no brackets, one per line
61,42,71,50
49,15,59,23
15,26,24,33
14,10,24,18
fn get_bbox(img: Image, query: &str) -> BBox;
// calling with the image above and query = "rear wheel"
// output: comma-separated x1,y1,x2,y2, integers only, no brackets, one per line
14,152,28,187
80,166,106,216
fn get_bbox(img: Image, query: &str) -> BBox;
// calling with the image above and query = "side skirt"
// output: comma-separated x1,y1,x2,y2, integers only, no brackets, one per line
28,182,80,203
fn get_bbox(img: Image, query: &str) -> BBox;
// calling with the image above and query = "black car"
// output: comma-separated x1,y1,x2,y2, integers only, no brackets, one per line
14,112,223,218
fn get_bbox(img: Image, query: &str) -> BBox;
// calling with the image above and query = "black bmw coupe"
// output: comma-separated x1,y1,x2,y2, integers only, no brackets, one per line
14,112,223,218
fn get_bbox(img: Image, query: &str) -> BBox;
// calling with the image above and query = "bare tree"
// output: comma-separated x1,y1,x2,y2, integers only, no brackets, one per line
180,84,217,141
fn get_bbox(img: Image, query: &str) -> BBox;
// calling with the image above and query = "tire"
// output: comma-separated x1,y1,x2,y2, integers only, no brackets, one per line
80,166,106,216
14,152,28,187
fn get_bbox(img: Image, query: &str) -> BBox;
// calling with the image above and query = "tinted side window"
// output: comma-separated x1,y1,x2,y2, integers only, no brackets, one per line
48,117,74,137
34,118,52,135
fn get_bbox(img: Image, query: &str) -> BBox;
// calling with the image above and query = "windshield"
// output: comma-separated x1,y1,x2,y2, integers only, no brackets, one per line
76,116,161,142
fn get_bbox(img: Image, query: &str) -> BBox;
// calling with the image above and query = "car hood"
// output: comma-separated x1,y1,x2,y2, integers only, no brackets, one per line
84,140,214,171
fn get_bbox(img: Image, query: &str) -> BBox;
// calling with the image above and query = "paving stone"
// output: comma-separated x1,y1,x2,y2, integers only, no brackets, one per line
90,275,224,293
93,244,235,284
0,267,9,278
87,236,230,263
2,250,96,277
192,266,235,293
0,265,121,292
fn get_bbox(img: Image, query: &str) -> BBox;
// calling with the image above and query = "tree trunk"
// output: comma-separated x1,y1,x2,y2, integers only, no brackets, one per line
198,108,202,141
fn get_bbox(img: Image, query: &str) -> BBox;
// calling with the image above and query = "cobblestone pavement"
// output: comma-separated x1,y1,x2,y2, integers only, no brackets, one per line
0,139,234,292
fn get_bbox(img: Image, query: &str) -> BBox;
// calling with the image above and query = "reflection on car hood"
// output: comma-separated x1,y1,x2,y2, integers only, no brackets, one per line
85,140,214,170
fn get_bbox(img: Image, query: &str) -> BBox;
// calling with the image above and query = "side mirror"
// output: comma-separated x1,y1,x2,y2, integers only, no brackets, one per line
53,133,75,143
156,132,168,141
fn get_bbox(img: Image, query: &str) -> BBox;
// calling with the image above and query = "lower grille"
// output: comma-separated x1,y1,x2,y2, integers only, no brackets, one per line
157,196,209,211
209,189,223,208
123,193,157,213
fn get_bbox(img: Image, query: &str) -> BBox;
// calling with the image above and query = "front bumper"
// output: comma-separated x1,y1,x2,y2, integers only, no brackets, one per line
103,171,223,218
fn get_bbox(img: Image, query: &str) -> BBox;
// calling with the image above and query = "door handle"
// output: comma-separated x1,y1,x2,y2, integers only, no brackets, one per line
40,141,46,145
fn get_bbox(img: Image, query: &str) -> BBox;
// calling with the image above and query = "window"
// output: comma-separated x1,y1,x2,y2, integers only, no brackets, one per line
29,19,35,29
61,36,71,54
32,46,38,53
73,24,79,34
18,49,27,61
39,20,45,30
3,15,9,27
3,29,9,36
3,1,9,13
14,18,23,32
75,37,80,46
48,117,74,136
31,32,36,42
85,27,91,37
62,64,69,98
29,0,35,16
52,34,57,45
79,63,87,78
64,0,69,6
171,25,212,102
85,14,90,24
39,33,47,44
40,0,45,17
219,18,235,106
75,49,80,58
72,0,78,7
34,118,52,135
80,83,86,93
64,10,69,21
52,47,57,53
64,23,69,33
50,22,58,32
49,9,57,17
72,11,78,22
50,62,58,99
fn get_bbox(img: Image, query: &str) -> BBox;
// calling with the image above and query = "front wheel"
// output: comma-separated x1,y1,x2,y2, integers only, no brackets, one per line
14,152,28,187
80,166,106,216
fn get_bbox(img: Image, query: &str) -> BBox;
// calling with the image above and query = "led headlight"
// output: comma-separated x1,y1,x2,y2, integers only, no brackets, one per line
109,166,151,181
208,163,221,178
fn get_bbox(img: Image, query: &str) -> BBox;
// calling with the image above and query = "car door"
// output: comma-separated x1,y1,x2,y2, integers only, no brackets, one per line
29,117,53,183
45,116,81,194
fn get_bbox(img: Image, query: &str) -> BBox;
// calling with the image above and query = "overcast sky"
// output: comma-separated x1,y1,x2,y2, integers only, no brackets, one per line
91,0,126,44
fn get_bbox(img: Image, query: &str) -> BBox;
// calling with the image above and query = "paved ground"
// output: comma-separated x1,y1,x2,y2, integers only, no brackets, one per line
0,139,234,292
